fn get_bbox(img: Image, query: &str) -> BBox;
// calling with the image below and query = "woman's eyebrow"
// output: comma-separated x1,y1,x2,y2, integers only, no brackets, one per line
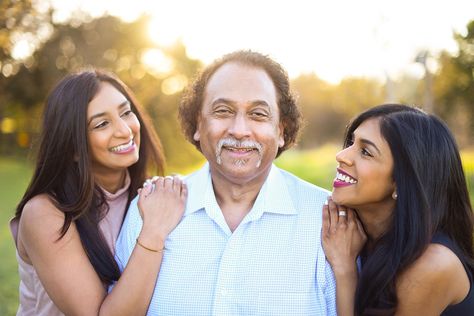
88,100,130,124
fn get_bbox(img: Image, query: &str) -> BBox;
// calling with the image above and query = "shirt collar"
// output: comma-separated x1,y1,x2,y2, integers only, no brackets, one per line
183,162,213,217
184,162,297,218
247,164,298,219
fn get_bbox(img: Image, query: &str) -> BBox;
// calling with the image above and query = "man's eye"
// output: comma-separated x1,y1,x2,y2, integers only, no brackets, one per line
214,108,232,115
250,111,269,120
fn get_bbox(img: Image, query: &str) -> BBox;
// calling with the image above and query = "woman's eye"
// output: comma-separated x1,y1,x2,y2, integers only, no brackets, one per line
94,121,109,129
361,148,372,157
121,110,133,117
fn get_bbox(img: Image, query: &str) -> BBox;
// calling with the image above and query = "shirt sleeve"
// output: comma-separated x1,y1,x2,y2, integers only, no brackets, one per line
114,195,143,272
324,259,337,316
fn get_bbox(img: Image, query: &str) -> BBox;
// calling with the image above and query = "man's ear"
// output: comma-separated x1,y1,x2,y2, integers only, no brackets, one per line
193,129,200,141
193,117,201,141
278,122,285,148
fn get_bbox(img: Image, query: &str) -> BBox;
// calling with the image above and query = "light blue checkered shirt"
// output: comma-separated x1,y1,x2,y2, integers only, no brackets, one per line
115,163,337,315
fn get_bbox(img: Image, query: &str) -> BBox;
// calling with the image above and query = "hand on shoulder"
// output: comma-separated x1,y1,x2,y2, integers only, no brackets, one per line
322,198,367,275
137,175,188,248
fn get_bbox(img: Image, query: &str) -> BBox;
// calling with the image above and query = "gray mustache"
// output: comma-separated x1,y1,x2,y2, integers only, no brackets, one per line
215,138,263,165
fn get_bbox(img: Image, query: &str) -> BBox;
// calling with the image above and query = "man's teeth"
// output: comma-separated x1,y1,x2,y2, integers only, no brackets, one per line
336,172,357,184
110,140,133,152
227,147,254,152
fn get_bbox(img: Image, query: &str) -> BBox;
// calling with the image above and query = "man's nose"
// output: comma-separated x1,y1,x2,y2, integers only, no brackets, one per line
228,114,251,139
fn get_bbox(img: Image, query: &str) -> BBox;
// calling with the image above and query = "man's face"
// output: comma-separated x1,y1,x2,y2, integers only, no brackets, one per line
193,62,284,185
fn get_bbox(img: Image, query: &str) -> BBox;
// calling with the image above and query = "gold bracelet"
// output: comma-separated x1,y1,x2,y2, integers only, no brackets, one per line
136,238,165,253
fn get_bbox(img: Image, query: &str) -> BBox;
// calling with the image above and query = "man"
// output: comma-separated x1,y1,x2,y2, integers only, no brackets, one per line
115,50,336,315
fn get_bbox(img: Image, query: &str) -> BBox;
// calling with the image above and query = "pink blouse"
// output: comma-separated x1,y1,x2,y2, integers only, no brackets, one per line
10,174,130,316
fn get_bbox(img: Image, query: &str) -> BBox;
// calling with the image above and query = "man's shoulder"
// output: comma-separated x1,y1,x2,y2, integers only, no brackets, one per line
120,194,142,235
180,163,208,186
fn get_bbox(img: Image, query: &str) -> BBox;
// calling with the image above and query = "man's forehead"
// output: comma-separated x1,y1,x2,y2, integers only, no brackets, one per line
207,62,269,82
203,63,278,107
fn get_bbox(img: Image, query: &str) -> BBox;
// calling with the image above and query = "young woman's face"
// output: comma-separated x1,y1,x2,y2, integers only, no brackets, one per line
87,82,141,176
331,118,396,212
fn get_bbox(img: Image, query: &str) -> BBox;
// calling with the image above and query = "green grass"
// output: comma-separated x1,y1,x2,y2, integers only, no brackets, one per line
0,158,32,316
276,144,339,190
0,147,473,314
462,151,474,203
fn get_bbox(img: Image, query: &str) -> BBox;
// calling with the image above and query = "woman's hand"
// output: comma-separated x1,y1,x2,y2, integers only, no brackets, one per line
322,198,367,275
137,176,187,249
322,198,366,316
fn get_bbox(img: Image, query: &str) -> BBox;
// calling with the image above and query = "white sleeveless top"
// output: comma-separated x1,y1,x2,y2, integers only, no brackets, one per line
11,174,130,316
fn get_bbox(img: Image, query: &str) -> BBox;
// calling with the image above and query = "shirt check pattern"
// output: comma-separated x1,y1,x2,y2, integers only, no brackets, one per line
115,163,337,315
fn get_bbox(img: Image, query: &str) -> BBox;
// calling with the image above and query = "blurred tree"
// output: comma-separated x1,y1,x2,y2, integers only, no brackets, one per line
434,20,474,146
388,73,423,106
292,73,384,148
0,0,53,72
0,0,53,155
1,11,204,170
334,77,384,116
292,73,348,147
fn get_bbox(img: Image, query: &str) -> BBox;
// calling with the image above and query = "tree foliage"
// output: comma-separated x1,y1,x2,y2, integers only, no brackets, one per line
1,12,203,170
1,7,472,170
292,74,384,148
434,20,474,146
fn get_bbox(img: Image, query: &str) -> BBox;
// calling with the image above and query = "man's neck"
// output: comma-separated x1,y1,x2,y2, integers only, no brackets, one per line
211,167,270,232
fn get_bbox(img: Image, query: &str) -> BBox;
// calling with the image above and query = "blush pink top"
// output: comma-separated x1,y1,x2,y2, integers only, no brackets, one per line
11,173,130,316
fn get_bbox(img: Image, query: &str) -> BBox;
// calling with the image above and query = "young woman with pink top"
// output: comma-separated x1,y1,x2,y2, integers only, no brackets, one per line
11,69,187,315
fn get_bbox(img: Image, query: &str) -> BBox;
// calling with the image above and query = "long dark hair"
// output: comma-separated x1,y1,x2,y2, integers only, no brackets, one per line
15,69,165,285
343,104,474,315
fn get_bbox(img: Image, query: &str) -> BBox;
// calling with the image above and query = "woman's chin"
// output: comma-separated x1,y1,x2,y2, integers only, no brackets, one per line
331,191,341,203
330,192,351,207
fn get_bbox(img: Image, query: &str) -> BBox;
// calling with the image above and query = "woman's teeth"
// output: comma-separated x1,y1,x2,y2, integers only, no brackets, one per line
110,140,134,153
336,172,357,184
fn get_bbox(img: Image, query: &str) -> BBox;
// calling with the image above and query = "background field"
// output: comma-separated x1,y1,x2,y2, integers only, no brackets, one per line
0,159,33,316
0,146,473,315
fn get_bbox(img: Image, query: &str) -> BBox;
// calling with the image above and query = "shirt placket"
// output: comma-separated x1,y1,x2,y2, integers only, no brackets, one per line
212,228,244,315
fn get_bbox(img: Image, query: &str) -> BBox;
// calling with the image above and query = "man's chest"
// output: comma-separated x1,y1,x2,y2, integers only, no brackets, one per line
147,212,323,315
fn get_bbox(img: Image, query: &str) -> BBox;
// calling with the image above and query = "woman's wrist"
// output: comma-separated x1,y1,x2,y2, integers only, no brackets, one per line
331,260,358,278
137,227,166,250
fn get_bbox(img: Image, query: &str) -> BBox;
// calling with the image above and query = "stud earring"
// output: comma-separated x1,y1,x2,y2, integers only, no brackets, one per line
392,191,398,200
